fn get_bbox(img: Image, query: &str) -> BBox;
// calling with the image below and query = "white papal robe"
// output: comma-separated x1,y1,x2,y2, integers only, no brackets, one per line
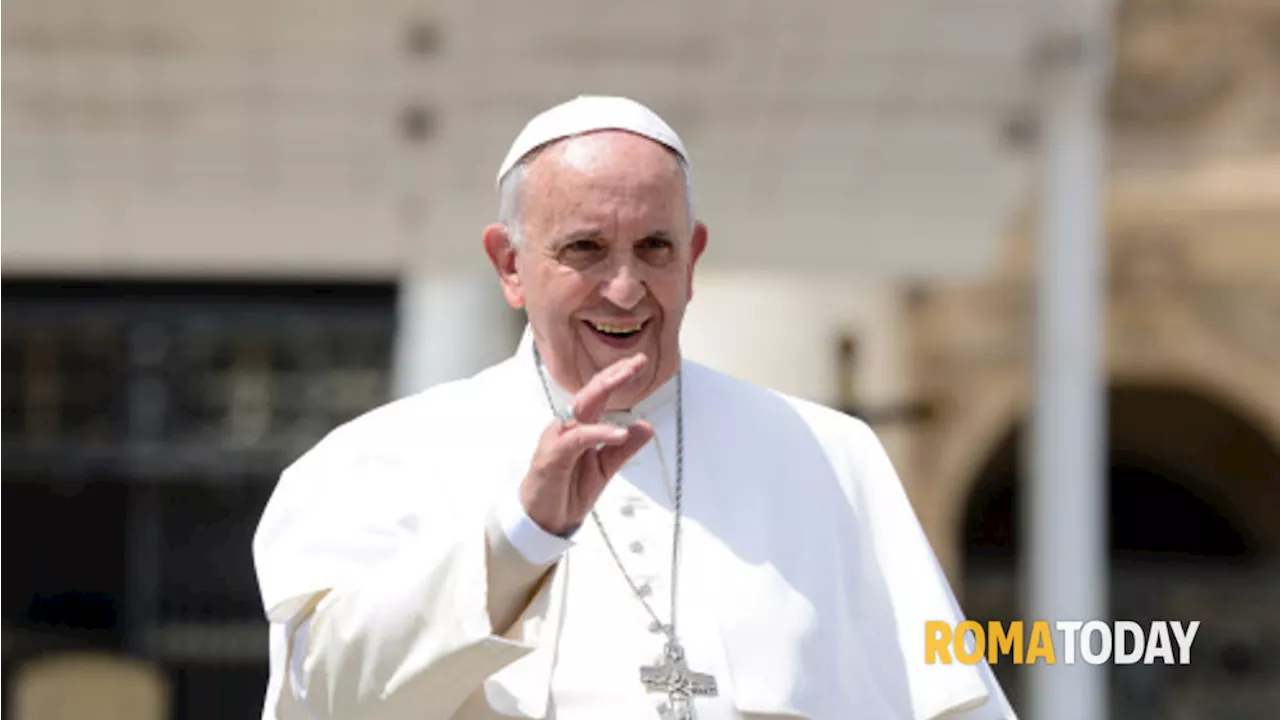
253,329,1016,720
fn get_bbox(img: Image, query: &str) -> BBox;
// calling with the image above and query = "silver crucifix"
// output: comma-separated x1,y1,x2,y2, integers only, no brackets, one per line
640,641,718,720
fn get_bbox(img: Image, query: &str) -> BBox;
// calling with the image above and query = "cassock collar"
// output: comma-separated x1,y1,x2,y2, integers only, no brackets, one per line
515,325,679,424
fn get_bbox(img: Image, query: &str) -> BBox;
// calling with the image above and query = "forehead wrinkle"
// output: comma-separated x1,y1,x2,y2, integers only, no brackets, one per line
521,132,689,245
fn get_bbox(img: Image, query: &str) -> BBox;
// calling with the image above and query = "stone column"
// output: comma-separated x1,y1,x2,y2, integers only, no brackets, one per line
392,271,520,398
1024,8,1112,719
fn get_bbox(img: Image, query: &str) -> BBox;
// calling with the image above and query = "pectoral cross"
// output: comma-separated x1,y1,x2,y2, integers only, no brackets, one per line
640,641,718,720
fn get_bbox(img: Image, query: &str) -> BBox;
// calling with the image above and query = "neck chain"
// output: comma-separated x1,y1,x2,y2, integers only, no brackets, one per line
532,347,719,719
531,345,686,646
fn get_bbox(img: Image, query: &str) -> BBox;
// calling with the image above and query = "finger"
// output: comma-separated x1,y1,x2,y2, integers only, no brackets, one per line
596,420,655,479
553,422,633,461
569,353,648,424
576,446,609,503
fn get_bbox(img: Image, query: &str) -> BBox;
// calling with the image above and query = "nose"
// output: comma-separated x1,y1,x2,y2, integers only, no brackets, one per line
600,259,647,310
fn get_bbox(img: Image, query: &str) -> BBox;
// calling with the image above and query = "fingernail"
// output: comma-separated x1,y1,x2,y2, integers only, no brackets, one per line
611,427,628,439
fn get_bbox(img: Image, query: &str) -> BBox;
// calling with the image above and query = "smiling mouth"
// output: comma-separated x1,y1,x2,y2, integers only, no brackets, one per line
584,319,648,339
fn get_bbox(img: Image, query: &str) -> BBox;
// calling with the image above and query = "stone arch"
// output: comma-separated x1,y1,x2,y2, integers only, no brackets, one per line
922,373,1027,580
926,342,1280,583
953,377,1280,718
962,383,1279,565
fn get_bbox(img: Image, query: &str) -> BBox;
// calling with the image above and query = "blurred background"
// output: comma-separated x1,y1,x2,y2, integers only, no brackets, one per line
2,0,1277,718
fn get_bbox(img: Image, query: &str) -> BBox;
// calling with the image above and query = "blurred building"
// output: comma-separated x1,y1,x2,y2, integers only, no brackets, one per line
3,1,1278,719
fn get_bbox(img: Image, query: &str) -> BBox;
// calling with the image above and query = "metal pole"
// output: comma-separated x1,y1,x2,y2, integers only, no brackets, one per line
1025,8,1112,720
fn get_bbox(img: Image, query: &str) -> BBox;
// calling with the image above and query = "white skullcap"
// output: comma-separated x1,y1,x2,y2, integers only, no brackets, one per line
495,95,689,188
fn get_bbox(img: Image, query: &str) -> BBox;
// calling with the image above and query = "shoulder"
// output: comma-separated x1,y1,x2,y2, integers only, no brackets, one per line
685,361,902,523
683,360,895,506
685,360,879,449
286,357,516,472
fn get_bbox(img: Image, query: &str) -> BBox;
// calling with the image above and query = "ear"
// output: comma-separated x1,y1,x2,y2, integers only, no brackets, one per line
686,221,708,300
483,224,525,309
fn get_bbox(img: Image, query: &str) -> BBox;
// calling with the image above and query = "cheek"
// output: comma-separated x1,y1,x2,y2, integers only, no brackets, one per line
647,272,691,313
536,271,595,318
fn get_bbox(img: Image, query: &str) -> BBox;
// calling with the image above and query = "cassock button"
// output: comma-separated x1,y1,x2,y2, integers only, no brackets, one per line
620,504,636,517
629,541,644,554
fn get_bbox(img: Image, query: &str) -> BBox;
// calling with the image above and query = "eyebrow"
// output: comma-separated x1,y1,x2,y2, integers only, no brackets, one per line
639,231,675,244
558,228,603,246
555,229,675,246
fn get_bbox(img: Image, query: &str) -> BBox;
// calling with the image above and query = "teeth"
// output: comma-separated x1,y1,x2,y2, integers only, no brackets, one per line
590,321,644,334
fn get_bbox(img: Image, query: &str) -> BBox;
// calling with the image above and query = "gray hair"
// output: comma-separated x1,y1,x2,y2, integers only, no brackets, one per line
497,141,696,249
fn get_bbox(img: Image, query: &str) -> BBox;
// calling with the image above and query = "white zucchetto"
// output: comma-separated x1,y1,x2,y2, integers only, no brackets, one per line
496,95,689,187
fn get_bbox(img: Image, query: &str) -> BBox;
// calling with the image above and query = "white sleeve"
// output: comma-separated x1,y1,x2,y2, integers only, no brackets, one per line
493,486,576,566
268,517,536,720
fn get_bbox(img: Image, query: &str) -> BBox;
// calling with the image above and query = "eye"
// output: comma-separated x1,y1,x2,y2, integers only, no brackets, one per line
567,239,602,253
639,236,673,251
557,237,607,267
637,235,675,264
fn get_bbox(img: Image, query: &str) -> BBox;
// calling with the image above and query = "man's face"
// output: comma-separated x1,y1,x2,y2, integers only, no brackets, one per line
485,130,707,409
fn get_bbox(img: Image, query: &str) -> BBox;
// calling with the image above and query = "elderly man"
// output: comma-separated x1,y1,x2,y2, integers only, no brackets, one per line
254,96,1014,720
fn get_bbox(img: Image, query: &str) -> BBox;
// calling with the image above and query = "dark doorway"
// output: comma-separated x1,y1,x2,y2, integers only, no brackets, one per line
2,480,131,649
961,385,1280,719
2,279,397,719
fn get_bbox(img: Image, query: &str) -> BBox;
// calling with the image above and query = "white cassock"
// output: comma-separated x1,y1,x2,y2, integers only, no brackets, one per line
254,328,1016,720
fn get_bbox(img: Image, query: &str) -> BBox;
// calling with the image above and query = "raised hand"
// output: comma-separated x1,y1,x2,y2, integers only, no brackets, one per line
520,353,656,536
